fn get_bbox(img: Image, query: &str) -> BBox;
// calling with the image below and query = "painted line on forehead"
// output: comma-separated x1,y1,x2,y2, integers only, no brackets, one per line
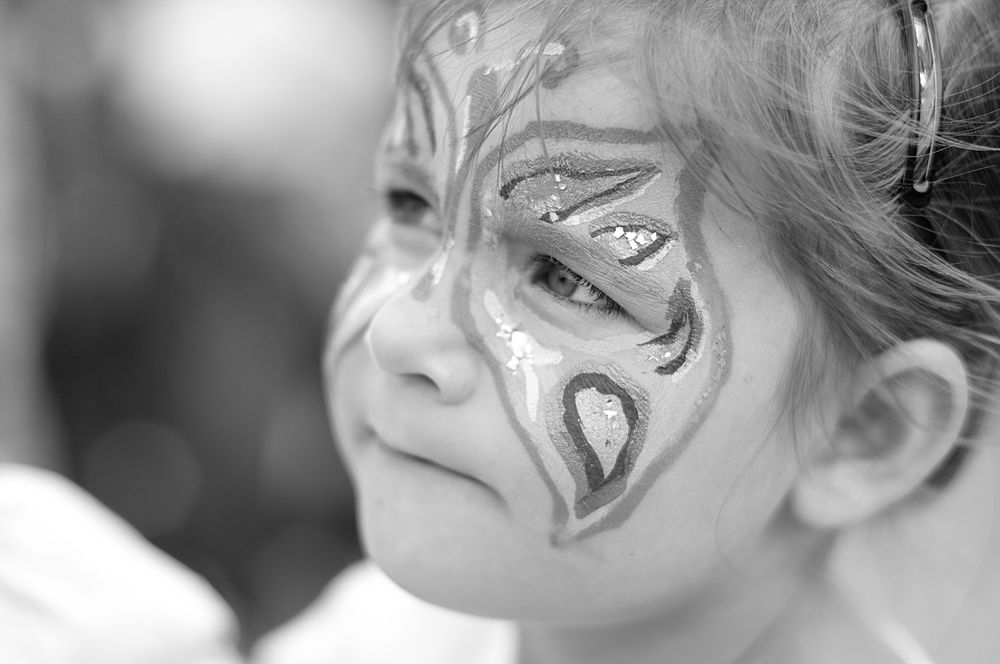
499,153,661,226
406,69,437,155
414,46,504,236
448,4,486,54
468,121,661,247
416,48,460,169
449,262,570,532
572,148,733,541
454,68,499,176
539,37,580,90
402,96,418,157
675,144,712,269
405,59,502,306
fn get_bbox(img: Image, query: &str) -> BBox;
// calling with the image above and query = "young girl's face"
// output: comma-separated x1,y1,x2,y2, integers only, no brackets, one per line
326,7,815,620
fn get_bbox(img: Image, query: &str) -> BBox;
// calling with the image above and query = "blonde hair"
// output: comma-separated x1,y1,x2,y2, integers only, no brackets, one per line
398,0,1000,480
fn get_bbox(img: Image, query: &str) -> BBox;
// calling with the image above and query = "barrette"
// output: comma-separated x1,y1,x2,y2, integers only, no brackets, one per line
898,0,943,207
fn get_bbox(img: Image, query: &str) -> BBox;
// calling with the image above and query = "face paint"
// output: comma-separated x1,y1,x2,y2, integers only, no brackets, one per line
548,369,649,518
484,289,563,421
483,41,567,76
639,280,705,380
539,38,579,89
589,212,677,271
454,69,499,174
330,237,414,359
451,117,731,540
430,236,456,287
409,72,437,155
449,5,486,54
500,152,662,225
354,15,731,543
392,69,439,158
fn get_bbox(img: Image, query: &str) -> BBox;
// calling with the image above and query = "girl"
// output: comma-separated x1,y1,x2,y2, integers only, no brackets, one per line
256,0,1000,662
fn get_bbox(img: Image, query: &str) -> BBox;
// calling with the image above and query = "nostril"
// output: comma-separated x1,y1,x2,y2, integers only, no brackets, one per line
365,298,480,405
404,372,440,392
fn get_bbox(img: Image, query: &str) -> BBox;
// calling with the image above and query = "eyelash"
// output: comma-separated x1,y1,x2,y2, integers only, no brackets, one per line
529,255,625,319
378,186,626,321
382,187,433,226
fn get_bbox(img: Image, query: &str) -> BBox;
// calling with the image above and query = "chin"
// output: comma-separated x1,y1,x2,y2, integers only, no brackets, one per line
354,491,540,618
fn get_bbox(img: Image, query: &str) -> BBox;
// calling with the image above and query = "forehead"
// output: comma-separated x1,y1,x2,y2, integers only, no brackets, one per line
412,9,659,144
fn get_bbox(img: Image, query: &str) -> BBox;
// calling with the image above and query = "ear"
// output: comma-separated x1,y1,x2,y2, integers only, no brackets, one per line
792,339,970,529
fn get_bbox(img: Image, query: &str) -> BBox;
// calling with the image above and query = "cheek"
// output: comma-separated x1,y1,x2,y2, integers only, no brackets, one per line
463,267,730,542
544,367,650,520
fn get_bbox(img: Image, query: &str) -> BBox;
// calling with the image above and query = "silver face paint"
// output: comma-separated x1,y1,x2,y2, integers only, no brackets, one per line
500,152,663,227
430,236,456,287
342,11,732,543
484,289,563,421
574,387,630,478
482,42,567,75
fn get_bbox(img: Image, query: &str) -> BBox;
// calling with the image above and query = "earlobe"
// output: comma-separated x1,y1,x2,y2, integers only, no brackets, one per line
792,339,970,529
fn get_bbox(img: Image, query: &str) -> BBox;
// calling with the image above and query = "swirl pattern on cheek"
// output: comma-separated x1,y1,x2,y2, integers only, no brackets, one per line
548,369,650,518
640,280,705,379
389,10,733,542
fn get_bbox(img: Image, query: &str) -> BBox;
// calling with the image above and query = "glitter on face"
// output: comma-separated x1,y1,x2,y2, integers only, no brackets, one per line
639,280,705,381
351,15,732,541
454,120,732,539
483,42,566,75
575,388,629,478
550,370,649,518
500,152,662,226
484,290,563,421
449,6,485,54
590,212,677,271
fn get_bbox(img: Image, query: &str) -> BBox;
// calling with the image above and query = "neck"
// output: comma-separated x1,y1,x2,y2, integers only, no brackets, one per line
517,537,832,664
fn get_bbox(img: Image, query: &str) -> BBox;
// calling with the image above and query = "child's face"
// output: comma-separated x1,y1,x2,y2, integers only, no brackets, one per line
326,8,813,620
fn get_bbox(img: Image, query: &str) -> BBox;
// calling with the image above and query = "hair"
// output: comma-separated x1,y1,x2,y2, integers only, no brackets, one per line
397,0,1000,483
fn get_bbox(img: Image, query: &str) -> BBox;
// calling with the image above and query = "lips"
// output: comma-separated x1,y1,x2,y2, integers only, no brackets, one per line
364,422,491,488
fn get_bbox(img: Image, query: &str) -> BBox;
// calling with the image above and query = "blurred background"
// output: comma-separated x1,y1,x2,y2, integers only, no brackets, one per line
0,0,397,647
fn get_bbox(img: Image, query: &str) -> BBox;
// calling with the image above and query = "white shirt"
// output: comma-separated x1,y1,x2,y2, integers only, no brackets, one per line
251,561,518,664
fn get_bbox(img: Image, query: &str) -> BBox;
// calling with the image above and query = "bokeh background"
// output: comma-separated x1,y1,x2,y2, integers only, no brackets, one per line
0,0,397,646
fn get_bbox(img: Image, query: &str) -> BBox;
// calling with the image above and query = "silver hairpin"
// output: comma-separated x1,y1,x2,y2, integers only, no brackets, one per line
899,0,943,207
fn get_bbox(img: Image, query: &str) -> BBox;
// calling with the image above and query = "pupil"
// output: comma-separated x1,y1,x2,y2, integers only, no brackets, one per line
549,267,576,297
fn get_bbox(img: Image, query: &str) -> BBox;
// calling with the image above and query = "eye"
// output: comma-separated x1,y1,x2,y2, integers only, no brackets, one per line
529,256,624,317
384,188,433,227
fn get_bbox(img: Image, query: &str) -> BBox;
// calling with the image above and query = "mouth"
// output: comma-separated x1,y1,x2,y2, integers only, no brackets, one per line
366,428,494,490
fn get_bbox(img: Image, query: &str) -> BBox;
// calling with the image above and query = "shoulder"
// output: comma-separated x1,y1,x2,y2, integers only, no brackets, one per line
251,560,517,664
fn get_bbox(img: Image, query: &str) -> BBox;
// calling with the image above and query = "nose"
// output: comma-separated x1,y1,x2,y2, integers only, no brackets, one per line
366,288,481,405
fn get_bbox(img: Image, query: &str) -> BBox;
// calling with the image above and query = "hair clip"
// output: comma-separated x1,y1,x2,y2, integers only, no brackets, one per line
898,0,943,207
